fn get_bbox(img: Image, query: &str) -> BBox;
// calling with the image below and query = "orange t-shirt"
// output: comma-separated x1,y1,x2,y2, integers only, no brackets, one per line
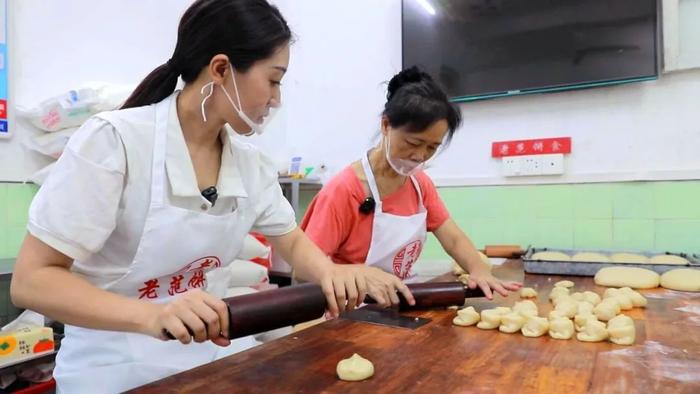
300,166,450,264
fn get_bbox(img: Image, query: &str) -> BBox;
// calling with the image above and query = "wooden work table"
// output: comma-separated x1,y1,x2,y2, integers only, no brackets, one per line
131,260,700,393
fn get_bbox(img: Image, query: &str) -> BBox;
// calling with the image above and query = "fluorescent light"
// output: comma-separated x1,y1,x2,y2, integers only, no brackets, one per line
416,0,436,15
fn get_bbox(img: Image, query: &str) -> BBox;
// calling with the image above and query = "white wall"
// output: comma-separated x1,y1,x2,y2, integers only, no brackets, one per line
243,0,403,178
0,0,193,181
0,0,401,182
2,0,699,185
272,0,700,186
431,70,700,186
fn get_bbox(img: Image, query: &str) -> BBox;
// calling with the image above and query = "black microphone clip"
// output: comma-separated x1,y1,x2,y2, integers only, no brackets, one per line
359,196,375,214
201,186,218,206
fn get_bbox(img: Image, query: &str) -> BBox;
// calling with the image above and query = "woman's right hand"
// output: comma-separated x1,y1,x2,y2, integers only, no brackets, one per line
321,264,415,317
141,289,231,347
360,266,416,308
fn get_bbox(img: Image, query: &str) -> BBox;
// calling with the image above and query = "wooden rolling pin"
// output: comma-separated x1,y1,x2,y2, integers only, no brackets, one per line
484,245,525,258
165,282,484,340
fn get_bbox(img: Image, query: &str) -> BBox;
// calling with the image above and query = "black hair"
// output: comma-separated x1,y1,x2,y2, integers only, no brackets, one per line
122,0,291,109
383,66,462,143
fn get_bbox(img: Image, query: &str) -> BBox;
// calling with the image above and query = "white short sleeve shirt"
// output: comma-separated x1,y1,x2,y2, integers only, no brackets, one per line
28,92,296,286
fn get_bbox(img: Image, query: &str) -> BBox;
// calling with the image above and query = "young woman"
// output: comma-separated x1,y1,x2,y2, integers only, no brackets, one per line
10,1,412,391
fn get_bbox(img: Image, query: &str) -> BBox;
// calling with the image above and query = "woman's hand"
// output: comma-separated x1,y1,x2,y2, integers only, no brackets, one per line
319,264,415,317
466,268,521,300
142,289,231,347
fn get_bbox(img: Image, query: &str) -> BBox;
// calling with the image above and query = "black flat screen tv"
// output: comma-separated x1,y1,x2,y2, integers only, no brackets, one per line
402,0,659,101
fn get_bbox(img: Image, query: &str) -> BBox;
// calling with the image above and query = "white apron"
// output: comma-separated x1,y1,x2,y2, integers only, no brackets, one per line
360,155,427,283
53,95,258,393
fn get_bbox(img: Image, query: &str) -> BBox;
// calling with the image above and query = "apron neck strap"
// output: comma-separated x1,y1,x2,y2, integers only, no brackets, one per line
150,95,172,207
360,153,382,203
408,175,424,207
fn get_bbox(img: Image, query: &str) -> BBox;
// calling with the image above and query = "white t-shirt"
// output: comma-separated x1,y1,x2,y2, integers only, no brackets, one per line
28,92,295,288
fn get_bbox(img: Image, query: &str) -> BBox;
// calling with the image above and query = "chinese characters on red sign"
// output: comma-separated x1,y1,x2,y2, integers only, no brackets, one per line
492,137,571,157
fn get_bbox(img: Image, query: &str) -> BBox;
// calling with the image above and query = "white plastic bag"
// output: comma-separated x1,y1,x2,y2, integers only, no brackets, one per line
237,233,270,260
16,82,134,132
23,127,78,159
26,162,56,185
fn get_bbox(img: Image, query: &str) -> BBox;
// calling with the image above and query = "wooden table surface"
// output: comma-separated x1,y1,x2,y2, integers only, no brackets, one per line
131,260,700,394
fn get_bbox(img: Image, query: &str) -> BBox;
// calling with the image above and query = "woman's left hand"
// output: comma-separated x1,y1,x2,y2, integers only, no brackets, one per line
466,269,522,300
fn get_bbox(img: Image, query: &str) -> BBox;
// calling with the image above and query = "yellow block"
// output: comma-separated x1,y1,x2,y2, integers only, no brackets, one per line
0,326,54,367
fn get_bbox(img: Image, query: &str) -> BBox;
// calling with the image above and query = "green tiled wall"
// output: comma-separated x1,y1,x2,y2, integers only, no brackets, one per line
0,183,37,259
423,180,700,259
1,181,699,261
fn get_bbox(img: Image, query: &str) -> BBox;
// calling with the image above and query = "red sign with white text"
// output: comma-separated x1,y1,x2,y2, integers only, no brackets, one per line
492,137,571,157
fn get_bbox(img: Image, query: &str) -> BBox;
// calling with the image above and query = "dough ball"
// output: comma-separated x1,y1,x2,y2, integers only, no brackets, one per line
499,312,526,333
576,319,608,342
548,317,575,340
512,300,538,318
610,253,649,264
570,292,584,302
554,299,578,319
614,294,634,311
603,288,633,310
618,287,647,307
607,314,636,345
494,307,512,315
594,267,660,289
548,310,567,321
452,306,480,327
549,286,570,302
582,291,602,306
552,295,574,308
522,316,549,337
457,273,471,285
602,288,617,299
336,353,374,381
660,269,700,292
649,254,689,265
520,287,538,298
554,280,575,288
477,309,503,329
593,299,620,321
602,297,622,313
574,313,597,332
532,251,571,262
571,252,610,263
577,301,595,316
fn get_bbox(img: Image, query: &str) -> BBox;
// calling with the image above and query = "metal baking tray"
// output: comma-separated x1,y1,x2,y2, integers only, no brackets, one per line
522,246,700,276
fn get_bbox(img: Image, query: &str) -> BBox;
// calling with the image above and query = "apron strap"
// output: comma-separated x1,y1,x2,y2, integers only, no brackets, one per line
360,154,382,204
408,175,425,209
150,97,172,207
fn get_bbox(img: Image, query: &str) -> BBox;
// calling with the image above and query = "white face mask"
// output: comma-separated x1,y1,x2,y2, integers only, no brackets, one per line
199,65,280,136
383,132,425,177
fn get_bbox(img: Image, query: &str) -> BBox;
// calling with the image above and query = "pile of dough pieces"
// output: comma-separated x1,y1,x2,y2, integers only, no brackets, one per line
452,280,643,345
531,251,690,265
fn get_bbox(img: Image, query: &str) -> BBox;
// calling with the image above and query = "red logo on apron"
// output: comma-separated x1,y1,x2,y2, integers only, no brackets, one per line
177,256,222,273
392,240,423,280
137,256,222,299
